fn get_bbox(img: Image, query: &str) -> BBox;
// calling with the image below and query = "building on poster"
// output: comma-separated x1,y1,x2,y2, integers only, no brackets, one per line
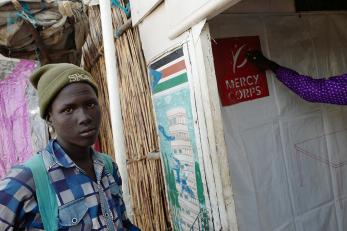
167,107,199,228
150,47,210,230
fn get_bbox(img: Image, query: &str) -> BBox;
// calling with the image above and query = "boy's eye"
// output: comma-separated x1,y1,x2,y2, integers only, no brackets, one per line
87,102,96,108
63,108,73,113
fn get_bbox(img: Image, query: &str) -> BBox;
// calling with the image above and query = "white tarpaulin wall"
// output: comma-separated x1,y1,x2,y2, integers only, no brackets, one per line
210,13,347,231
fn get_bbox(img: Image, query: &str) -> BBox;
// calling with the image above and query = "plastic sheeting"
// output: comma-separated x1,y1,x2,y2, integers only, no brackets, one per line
0,0,88,64
210,13,347,231
0,57,47,178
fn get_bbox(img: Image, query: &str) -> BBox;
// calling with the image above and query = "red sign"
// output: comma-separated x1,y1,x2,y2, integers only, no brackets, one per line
212,36,269,106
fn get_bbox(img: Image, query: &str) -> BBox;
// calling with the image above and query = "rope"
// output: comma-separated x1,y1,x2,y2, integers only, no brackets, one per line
111,0,131,17
11,1,38,28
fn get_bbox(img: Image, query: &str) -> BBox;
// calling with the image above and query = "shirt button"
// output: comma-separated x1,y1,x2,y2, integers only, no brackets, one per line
104,213,109,217
71,217,78,224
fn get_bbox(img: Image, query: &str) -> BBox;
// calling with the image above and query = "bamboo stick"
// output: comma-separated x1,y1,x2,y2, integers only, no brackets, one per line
82,4,171,230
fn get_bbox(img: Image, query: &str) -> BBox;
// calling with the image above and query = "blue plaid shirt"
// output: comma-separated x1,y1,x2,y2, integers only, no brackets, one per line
0,140,138,230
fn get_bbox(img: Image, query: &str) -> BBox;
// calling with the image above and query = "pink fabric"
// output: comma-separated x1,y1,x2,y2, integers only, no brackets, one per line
0,60,37,178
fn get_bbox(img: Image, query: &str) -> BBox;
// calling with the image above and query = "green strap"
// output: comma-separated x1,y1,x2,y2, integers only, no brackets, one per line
25,153,58,231
25,152,114,231
98,153,114,176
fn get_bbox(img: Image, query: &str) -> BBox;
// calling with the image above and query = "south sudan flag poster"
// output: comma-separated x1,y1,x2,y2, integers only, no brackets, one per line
149,48,188,94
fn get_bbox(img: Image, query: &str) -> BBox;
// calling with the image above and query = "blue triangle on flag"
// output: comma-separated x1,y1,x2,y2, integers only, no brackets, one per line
150,68,162,90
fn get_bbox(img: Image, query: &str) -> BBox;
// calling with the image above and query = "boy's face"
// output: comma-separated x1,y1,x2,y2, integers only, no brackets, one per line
48,82,101,150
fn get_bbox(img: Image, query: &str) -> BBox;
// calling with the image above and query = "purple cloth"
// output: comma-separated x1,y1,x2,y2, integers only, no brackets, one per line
274,66,347,105
0,60,36,178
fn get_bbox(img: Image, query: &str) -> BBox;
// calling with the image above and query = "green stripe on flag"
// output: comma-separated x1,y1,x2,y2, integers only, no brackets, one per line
154,73,188,93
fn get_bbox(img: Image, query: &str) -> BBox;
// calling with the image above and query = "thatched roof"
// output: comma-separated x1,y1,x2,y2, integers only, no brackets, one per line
0,0,89,65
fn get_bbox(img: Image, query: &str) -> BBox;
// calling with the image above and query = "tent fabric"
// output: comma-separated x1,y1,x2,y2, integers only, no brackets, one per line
0,57,48,178
210,13,347,231
0,0,89,64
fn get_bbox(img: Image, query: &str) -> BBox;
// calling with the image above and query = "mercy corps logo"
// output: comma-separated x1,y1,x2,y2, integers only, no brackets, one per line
68,73,91,82
231,44,249,74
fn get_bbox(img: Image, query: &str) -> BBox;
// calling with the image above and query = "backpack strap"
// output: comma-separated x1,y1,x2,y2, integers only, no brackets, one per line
25,153,58,231
97,152,114,176
25,151,113,231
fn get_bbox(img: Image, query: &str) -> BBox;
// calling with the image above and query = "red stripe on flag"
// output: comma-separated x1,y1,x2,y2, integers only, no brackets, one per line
161,60,186,78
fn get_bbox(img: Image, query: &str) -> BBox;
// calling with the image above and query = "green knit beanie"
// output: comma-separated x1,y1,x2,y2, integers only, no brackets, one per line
29,63,99,118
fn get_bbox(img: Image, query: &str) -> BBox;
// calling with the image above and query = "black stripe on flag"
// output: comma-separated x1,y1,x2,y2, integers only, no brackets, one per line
150,48,183,70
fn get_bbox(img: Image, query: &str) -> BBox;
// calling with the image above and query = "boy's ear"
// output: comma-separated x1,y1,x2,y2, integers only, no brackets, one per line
46,112,52,125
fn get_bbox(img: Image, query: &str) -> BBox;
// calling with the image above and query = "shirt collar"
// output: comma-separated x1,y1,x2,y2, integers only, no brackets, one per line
46,139,103,170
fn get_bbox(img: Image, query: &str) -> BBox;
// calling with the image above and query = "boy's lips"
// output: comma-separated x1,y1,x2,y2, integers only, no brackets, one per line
79,128,97,137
